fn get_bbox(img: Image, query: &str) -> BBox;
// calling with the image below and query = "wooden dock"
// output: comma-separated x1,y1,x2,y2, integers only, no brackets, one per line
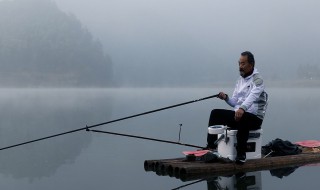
144,153,320,181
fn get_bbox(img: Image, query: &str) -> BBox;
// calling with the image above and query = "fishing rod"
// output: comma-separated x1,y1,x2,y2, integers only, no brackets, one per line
86,128,205,149
86,94,219,129
0,94,218,151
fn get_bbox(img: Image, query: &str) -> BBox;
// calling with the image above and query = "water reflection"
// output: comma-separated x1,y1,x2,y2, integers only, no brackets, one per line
172,166,302,190
207,172,261,190
0,88,319,189
172,171,262,190
0,89,113,181
269,166,299,179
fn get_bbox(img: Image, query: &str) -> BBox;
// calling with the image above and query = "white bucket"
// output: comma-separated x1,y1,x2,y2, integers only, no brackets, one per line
217,129,263,161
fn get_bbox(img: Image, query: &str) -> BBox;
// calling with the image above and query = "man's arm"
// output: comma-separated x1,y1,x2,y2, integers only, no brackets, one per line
218,91,237,107
225,79,240,107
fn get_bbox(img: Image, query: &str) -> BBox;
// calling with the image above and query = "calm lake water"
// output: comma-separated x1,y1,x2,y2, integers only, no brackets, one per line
0,87,319,189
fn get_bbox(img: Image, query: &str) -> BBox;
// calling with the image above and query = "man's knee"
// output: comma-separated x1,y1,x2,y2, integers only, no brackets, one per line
210,109,225,117
210,109,216,117
210,109,234,120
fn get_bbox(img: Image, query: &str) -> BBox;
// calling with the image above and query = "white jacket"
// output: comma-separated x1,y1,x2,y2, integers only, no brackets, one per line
226,68,268,120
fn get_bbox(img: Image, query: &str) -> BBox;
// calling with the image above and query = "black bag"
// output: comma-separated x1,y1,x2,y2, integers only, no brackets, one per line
262,138,302,157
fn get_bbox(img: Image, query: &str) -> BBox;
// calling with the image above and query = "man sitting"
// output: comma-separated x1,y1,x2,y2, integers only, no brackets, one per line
206,51,268,164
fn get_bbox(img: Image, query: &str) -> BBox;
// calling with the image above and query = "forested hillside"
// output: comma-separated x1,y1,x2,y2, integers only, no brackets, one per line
0,0,113,87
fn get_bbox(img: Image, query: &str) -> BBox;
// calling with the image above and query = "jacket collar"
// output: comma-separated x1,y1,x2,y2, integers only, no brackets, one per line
243,68,258,80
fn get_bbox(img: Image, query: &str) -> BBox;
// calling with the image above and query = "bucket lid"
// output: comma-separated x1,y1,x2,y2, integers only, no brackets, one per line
208,125,225,134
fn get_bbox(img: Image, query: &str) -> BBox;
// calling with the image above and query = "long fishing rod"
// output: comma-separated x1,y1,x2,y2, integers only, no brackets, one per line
0,94,218,151
86,128,205,149
86,94,219,129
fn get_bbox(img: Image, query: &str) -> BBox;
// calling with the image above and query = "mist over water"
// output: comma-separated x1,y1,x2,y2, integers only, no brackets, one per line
0,88,319,189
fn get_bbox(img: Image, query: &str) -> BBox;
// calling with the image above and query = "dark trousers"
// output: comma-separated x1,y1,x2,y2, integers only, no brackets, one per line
207,109,262,155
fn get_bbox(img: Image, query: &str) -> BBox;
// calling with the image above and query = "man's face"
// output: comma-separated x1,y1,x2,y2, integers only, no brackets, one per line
238,55,253,77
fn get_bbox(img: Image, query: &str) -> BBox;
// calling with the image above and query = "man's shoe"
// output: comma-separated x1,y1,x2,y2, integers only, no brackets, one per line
235,154,246,165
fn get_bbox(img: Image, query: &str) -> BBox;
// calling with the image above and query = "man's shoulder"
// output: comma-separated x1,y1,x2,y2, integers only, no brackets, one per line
252,73,264,86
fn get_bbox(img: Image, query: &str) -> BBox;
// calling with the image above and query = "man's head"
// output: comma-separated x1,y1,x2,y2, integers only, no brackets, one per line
239,51,255,78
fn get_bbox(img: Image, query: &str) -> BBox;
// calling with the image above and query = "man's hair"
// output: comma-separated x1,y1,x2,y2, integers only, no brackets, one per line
241,51,255,67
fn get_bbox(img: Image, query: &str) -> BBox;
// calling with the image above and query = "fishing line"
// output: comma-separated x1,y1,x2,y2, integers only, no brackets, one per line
0,94,218,151
178,124,182,143
86,128,205,149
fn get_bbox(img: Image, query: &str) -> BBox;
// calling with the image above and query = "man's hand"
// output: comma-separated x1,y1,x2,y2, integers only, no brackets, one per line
235,108,244,121
218,92,227,100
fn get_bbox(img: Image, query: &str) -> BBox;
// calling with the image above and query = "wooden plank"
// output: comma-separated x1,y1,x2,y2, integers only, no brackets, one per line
144,153,320,181
180,153,320,176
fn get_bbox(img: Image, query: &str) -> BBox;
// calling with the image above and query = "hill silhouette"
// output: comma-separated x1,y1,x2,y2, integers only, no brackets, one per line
0,0,113,87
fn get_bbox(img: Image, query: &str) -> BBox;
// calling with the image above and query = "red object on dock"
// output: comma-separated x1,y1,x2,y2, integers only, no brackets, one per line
182,150,210,157
295,140,320,148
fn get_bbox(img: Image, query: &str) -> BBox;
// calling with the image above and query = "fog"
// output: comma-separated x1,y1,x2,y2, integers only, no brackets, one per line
0,2,320,188
54,0,320,87
2,0,320,87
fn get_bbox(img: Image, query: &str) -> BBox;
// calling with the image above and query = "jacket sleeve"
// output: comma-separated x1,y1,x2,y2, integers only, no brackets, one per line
239,75,265,111
225,79,240,107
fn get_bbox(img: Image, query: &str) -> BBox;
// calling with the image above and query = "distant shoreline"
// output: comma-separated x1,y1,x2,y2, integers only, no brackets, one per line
0,79,319,89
